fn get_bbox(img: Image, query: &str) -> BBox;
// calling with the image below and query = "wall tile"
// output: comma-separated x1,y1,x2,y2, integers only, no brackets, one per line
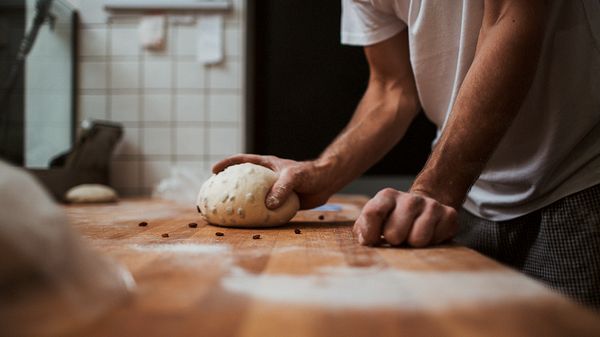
110,61,140,89
176,60,205,89
80,61,107,89
143,159,172,189
225,25,241,57
208,60,241,89
80,94,107,120
208,125,241,156
143,126,172,155
143,94,172,122
175,126,205,156
144,60,172,89
110,25,140,57
78,2,247,196
176,160,211,182
207,93,241,123
176,94,205,122
110,94,139,122
175,26,196,56
80,27,107,57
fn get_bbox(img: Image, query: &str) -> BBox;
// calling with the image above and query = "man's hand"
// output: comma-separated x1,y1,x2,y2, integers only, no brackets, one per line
213,154,333,210
353,188,458,247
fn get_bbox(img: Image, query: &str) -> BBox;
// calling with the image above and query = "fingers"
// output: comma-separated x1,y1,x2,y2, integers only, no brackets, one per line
353,188,397,245
432,207,458,244
406,201,442,247
354,189,459,248
265,169,298,209
382,194,424,246
212,154,276,173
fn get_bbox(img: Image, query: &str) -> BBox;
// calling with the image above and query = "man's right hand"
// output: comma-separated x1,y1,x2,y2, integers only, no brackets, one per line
213,154,333,210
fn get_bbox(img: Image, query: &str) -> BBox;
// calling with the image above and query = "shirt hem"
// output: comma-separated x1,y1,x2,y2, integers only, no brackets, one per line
341,24,406,46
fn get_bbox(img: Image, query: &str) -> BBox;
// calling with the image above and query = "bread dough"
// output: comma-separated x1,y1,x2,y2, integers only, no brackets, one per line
196,163,299,227
65,184,118,203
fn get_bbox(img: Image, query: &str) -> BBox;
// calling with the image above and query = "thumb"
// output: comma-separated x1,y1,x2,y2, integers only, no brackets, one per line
266,172,296,209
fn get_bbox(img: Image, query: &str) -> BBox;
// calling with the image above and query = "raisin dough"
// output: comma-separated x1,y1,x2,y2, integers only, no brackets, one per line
196,163,299,227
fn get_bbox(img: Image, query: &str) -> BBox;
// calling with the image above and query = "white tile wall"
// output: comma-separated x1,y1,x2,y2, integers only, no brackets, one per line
176,61,205,89
209,126,241,156
110,61,139,89
143,127,172,155
143,94,172,122
208,92,241,122
176,94,205,122
80,61,107,89
80,94,107,120
80,28,107,57
110,25,140,56
142,159,171,189
110,94,139,122
176,127,205,156
78,0,246,196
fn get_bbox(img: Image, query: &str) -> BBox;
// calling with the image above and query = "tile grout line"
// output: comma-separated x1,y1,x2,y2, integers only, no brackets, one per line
171,23,178,166
138,25,145,195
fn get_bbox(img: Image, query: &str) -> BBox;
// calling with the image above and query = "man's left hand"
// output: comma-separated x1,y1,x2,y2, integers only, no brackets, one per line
353,188,459,247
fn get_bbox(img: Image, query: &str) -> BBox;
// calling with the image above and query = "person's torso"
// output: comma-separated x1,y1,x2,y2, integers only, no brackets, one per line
347,0,600,220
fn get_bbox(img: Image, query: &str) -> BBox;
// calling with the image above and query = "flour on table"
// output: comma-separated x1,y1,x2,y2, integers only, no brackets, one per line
221,266,550,311
130,243,230,255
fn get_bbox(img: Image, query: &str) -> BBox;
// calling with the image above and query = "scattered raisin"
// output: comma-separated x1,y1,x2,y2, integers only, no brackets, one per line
318,215,325,221
252,234,261,240
138,221,148,227
294,228,301,234
215,232,224,237
188,222,198,228
196,205,202,213
161,233,169,238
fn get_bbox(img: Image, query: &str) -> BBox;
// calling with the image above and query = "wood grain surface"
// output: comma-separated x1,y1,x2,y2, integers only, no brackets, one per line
63,196,600,337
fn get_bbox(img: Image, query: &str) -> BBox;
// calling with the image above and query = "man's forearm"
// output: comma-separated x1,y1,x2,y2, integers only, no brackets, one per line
315,80,419,194
410,1,546,209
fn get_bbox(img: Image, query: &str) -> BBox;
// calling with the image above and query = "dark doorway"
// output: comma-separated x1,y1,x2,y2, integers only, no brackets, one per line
247,0,436,176
0,0,26,165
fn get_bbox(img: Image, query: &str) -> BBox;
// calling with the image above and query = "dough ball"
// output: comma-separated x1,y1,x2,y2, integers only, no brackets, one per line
197,163,299,227
65,184,118,204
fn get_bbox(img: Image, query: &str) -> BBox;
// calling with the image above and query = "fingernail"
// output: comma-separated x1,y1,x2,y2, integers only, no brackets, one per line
266,196,279,208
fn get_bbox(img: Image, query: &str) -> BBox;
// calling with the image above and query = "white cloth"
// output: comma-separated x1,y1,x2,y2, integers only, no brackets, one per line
341,0,600,221
196,14,224,65
139,15,166,50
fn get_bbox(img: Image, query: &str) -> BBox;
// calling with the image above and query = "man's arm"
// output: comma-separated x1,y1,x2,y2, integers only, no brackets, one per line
410,0,546,208
354,0,547,247
214,30,420,209
314,30,420,197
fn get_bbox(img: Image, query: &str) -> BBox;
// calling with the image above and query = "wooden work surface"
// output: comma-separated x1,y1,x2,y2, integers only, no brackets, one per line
64,196,600,337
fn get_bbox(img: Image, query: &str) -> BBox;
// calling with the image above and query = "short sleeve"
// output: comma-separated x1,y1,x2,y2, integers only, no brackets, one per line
341,0,407,46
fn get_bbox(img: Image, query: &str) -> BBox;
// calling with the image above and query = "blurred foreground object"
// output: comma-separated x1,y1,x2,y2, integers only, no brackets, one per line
0,161,134,337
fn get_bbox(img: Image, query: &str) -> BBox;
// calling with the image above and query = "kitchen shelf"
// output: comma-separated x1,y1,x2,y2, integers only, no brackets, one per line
103,0,231,11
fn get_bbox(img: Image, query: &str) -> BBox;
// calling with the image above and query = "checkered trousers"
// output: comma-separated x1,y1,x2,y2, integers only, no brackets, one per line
455,184,600,310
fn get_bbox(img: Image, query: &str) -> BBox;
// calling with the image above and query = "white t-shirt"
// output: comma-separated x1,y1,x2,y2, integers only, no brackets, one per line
341,0,600,221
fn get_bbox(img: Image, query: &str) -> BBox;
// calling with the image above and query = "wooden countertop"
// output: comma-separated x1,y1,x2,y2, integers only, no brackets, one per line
64,196,600,337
